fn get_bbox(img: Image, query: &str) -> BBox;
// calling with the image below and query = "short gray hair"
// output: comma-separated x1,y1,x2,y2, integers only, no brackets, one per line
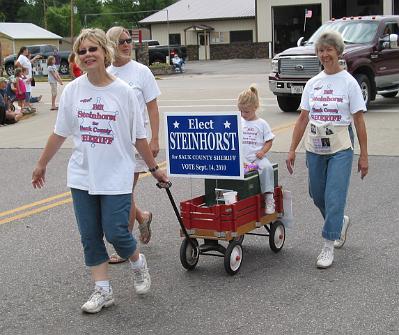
315,31,345,56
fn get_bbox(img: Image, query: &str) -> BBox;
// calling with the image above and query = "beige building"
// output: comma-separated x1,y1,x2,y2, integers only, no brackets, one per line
140,0,399,60
0,23,62,58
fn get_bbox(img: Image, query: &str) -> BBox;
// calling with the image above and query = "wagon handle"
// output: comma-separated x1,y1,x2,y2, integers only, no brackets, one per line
157,182,196,248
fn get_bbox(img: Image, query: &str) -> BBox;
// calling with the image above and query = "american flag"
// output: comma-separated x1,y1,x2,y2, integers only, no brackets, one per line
305,9,313,18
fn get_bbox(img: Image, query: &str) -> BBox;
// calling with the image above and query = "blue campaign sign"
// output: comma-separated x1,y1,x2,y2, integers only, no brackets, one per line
164,112,244,179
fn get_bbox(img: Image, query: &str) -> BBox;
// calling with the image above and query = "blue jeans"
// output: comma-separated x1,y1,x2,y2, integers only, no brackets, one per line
25,92,31,103
306,148,353,240
71,188,137,266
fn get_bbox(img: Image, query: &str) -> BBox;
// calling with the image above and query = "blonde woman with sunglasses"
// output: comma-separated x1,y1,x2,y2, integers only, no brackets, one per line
32,28,168,314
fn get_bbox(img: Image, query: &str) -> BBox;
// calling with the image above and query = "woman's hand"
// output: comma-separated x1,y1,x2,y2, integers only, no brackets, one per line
255,150,265,160
358,155,368,179
286,151,296,175
32,164,46,189
151,168,169,184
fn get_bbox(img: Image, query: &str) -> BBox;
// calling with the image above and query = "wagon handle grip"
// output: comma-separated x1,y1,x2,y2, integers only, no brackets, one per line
156,181,172,189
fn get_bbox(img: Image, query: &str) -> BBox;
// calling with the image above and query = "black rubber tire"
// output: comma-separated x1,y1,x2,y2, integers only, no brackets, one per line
224,240,243,275
381,91,398,98
277,96,301,112
268,220,285,253
354,73,371,107
59,61,69,75
179,238,199,270
5,64,14,76
231,235,244,244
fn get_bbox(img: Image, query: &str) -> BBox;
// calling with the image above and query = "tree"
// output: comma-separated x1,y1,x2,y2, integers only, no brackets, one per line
0,0,25,21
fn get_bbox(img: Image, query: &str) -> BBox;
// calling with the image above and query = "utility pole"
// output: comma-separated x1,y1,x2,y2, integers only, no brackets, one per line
70,0,74,44
43,0,47,29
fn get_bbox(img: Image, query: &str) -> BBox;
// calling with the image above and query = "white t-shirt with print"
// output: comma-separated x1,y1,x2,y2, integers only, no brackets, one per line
16,54,32,92
241,117,275,164
54,75,146,195
301,70,366,125
47,65,58,83
107,60,161,127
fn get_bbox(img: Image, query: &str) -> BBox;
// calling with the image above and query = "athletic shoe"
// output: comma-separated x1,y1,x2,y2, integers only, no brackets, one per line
265,197,275,214
133,254,151,295
81,287,114,313
334,216,351,249
316,246,334,269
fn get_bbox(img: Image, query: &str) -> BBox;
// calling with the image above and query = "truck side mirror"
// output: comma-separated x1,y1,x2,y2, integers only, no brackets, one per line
297,37,305,47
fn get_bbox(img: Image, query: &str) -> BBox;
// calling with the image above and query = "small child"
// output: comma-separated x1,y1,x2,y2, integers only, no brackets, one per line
47,55,63,110
238,84,276,214
14,68,26,110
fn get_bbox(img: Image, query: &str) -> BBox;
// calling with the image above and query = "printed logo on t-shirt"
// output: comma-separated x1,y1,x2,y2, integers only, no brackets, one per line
310,84,345,122
77,97,118,147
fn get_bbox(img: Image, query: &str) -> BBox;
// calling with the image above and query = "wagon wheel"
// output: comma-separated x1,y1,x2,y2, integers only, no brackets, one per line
268,220,285,253
180,237,199,270
224,240,243,275
231,235,244,244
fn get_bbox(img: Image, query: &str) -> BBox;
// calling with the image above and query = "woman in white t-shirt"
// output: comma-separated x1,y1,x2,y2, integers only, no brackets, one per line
31,28,168,314
286,31,368,269
106,26,161,251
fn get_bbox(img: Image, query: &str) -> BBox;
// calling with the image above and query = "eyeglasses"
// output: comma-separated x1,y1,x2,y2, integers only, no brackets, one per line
118,38,132,45
77,46,98,55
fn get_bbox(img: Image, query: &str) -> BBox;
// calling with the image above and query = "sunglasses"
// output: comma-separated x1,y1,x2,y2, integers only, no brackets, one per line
77,46,98,55
118,38,132,45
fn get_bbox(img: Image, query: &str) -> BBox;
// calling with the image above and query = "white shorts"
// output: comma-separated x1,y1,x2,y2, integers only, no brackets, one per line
50,83,57,96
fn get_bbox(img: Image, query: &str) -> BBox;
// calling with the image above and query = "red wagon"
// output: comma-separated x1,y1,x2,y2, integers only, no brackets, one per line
162,166,286,275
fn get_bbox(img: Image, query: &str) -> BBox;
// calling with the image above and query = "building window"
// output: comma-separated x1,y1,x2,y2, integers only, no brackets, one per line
395,0,399,14
230,30,253,43
169,33,181,45
211,32,227,43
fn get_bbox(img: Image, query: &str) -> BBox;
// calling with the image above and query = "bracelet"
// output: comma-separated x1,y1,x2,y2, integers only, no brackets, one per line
149,165,159,173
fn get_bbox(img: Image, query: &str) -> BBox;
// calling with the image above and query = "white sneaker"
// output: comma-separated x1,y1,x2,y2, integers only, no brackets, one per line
316,247,334,269
334,215,351,249
81,287,114,313
265,197,275,214
133,254,151,295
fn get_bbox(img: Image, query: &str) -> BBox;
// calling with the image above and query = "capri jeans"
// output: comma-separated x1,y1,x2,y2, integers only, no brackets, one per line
71,188,137,266
256,157,275,193
306,148,353,241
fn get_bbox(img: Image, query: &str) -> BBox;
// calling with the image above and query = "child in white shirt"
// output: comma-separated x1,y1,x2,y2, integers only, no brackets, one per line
47,55,63,110
238,85,276,214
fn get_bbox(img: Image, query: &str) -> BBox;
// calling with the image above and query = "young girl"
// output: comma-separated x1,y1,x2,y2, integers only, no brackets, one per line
68,52,83,79
32,28,168,314
47,55,63,110
238,85,276,214
14,68,26,110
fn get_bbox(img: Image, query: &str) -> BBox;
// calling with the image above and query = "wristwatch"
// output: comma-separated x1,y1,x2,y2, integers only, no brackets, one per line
149,165,159,173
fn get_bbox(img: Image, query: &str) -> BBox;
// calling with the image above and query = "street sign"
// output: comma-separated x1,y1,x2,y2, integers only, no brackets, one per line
164,112,243,179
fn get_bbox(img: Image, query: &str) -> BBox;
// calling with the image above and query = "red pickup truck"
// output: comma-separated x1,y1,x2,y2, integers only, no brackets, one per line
269,15,399,112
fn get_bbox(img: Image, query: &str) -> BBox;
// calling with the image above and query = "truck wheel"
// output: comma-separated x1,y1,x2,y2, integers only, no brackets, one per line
354,74,371,107
5,64,14,76
277,96,301,112
59,61,69,75
381,91,398,98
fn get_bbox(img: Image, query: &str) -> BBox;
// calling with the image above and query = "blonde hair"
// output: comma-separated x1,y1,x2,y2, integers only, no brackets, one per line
68,52,76,63
47,55,55,66
15,67,23,77
237,84,260,111
73,28,114,68
106,26,130,47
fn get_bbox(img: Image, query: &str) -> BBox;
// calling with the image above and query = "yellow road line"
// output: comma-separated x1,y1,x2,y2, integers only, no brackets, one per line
0,198,72,225
0,191,71,218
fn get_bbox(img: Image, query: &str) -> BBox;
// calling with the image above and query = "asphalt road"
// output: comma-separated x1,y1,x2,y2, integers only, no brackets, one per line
1,59,399,335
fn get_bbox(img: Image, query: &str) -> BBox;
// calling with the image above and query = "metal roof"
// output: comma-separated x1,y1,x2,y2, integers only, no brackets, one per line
140,0,255,24
0,23,62,40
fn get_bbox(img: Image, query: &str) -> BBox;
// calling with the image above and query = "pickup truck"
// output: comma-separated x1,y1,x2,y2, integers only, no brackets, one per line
269,15,399,112
135,40,187,65
4,44,70,76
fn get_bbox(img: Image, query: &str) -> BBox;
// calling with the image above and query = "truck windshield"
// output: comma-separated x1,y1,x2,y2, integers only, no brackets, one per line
307,20,379,44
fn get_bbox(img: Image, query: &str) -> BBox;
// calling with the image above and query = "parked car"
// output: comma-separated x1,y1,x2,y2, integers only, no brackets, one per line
135,40,187,65
269,15,399,112
4,44,70,76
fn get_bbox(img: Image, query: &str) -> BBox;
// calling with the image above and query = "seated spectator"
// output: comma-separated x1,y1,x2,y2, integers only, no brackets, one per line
0,77,23,125
172,54,184,73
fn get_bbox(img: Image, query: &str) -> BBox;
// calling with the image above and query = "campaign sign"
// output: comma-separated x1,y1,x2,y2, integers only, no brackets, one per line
165,112,243,179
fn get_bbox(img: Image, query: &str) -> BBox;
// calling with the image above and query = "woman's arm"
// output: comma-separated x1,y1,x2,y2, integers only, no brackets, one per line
32,133,66,188
146,99,160,157
286,109,309,174
353,111,368,179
